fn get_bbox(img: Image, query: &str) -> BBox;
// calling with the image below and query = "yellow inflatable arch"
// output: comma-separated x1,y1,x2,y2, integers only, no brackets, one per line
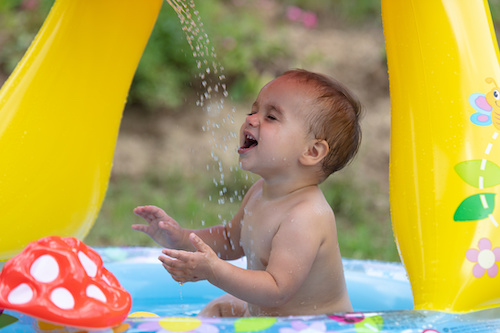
1,0,500,314
384,0,500,312
0,0,162,261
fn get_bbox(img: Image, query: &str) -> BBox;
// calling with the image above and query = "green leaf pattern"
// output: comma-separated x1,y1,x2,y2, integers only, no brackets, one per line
0,313,18,329
455,160,500,188
354,316,384,332
454,159,500,222
454,193,496,221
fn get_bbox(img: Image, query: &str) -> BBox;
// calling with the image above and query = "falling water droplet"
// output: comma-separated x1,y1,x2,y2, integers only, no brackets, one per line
165,0,242,227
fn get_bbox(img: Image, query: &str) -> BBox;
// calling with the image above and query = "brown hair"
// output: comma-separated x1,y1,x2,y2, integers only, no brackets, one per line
282,69,362,179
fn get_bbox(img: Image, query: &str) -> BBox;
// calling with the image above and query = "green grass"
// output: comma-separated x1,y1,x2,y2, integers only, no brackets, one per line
84,168,254,247
85,168,400,262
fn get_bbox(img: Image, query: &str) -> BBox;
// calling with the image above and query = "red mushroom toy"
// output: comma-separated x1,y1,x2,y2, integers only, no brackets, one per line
0,236,131,329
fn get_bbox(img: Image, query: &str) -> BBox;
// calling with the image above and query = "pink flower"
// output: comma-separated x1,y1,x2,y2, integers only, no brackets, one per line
280,321,335,333
466,238,500,278
21,0,40,10
301,11,318,29
286,6,303,22
285,6,318,29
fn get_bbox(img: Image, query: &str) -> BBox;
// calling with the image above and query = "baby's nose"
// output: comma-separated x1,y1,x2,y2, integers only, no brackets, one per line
247,113,259,126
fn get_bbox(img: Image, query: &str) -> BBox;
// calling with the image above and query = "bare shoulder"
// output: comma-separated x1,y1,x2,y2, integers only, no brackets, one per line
284,186,336,232
244,178,264,199
231,178,264,222
290,186,333,217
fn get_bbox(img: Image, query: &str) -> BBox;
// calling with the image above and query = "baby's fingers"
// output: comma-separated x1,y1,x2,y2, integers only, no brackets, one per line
161,262,185,282
158,220,178,233
158,255,188,281
189,233,211,253
159,253,178,266
131,224,149,233
133,206,154,219
159,250,191,268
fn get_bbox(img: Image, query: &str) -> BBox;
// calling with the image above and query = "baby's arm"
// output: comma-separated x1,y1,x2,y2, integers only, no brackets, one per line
132,205,243,259
161,202,327,308
132,182,259,257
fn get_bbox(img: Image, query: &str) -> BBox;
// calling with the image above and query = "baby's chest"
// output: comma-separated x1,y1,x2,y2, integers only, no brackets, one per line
239,210,280,269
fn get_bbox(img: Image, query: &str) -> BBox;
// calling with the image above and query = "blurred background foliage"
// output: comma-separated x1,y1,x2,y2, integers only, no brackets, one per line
2,0,500,108
3,0,500,262
0,0,385,109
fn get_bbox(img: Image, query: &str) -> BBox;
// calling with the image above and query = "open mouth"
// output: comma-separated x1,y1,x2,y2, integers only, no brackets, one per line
238,133,258,154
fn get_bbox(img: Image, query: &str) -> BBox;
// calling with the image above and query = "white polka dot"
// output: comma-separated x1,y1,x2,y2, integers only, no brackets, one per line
102,275,111,286
30,254,59,283
8,283,33,305
86,284,107,303
50,287,75,310
78,251,97,277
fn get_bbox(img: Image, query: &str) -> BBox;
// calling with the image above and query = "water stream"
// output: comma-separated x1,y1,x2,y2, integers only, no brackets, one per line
165,0,244,228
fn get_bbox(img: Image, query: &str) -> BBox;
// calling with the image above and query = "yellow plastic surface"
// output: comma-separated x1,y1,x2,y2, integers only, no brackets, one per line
383,0,500,312
0,0,162,261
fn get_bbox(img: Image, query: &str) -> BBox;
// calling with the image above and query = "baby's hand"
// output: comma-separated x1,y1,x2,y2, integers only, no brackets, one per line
132,205,186,249
159,233,218,284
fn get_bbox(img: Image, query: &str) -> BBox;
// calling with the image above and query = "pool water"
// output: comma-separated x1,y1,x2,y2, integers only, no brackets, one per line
101,247,413,316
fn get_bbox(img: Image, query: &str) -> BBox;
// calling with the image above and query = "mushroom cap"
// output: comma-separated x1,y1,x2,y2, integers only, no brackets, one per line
0,236,131,329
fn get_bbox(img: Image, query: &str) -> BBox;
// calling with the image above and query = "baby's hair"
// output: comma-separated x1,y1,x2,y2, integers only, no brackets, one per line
282,69,362,179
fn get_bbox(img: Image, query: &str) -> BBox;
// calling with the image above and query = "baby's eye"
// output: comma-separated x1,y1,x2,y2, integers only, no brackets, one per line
266,114,277,121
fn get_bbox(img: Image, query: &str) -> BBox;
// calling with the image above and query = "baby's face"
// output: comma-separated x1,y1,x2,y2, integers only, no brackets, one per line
238,75,315,177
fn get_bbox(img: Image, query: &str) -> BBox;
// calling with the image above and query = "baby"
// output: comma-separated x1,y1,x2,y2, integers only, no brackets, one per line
132,69,362,317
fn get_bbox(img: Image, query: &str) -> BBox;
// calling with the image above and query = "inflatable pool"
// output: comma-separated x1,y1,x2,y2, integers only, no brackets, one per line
2,0,500,331
2,247,500,332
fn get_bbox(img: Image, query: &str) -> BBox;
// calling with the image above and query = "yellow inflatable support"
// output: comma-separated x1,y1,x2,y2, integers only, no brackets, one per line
383,0,500,312
0,0,162,261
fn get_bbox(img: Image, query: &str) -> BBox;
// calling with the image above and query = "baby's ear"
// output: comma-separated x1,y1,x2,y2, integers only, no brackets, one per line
300,139,329,166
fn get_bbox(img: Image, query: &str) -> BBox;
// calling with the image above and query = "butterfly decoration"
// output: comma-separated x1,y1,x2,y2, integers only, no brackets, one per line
469,77,500,129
